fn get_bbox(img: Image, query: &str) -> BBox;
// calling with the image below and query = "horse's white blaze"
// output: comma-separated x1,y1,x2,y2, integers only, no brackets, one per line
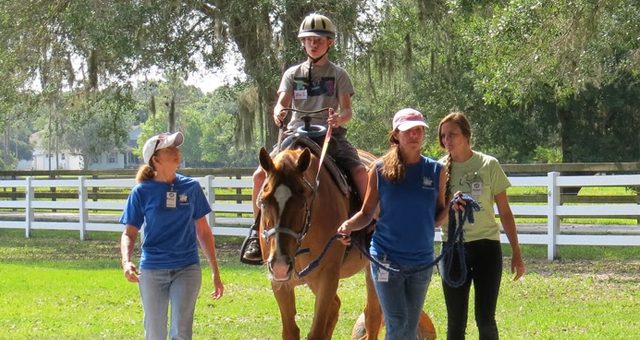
273,184,293,262
274,184,292,218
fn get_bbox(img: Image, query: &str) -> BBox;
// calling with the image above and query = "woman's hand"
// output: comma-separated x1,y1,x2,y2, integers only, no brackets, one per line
511,254,526,281
210,273,224,300
122,261,140,283
450,191,466,211
336,221,352,245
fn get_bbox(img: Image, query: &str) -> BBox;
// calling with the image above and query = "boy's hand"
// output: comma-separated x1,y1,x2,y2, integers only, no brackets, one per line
274,109,287,127
327,108,341,127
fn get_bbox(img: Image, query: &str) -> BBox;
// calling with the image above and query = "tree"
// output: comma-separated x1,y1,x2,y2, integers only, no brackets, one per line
461,0,640,162
62,87,137,169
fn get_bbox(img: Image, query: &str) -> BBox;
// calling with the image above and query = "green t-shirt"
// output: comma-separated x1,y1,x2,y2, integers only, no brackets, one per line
439,151,511,242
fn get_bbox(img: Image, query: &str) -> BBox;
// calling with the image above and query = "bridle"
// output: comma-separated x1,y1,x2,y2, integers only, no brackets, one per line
261,109,334,276
261,175,317,247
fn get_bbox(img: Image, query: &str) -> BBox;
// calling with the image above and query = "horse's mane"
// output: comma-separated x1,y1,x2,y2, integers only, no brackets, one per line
272,149,304,170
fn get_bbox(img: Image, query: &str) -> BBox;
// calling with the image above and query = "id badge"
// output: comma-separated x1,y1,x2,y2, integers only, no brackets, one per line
294,89,307,100
377,261,390,282
471,181,482,199
166,191,177,208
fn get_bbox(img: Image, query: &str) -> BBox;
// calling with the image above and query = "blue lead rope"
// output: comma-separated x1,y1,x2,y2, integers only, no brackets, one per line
297,194,480,279
439,193,481,288
296,232,401,278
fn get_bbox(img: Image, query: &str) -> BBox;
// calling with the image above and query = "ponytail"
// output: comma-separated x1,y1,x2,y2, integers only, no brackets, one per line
380,131,405,183
444,153,453,202
135,164,155,183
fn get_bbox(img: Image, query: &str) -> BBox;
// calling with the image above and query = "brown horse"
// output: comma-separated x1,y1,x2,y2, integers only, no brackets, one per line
257,146,435,340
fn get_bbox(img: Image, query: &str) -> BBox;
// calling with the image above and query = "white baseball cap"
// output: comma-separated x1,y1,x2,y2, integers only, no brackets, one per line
392,108,428,131
142,131,184,164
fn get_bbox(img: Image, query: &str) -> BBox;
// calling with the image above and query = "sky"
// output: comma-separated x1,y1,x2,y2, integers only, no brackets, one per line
184,50,246,93
185,64,246,93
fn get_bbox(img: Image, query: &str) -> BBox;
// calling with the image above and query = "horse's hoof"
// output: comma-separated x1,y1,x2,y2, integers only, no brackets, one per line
351,312,366,340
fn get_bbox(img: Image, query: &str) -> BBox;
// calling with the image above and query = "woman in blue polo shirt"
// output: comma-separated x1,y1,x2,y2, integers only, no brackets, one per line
120,131,224,340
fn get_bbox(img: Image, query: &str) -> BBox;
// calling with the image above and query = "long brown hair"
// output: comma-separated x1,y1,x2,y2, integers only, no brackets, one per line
380,131,405,183
438,111,472,201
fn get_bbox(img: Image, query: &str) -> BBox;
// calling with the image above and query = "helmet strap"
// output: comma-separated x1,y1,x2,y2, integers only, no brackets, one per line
307,46,331,84
302,36,332,84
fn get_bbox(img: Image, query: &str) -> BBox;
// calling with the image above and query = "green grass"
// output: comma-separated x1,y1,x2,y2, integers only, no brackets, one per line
0,229,639,339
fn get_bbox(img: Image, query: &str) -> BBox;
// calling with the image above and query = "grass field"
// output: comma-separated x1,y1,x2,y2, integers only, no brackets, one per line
0,229,638,339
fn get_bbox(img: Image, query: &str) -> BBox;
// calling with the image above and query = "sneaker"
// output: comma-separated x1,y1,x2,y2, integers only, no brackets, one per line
243,238,262,262
240,234,263,265
240,217,263,265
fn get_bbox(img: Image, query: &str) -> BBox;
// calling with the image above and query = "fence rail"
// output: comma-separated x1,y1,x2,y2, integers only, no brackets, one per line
0,171,639,260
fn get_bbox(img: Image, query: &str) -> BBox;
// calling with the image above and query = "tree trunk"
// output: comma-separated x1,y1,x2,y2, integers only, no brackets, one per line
169,95,176,133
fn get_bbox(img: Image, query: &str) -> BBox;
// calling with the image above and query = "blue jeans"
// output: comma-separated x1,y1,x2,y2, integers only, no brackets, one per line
138,264,202,340
372,258,434,340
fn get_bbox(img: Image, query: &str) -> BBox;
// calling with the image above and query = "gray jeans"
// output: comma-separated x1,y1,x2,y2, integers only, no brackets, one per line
138,264,202,340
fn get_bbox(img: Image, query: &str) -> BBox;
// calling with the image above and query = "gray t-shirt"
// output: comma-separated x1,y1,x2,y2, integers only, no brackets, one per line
278,60,354,131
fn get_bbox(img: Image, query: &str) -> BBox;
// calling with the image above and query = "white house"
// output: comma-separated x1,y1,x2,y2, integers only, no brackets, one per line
25,126,141,171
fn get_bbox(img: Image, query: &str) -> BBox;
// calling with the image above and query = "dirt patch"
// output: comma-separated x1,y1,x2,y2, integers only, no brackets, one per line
512,257,640,283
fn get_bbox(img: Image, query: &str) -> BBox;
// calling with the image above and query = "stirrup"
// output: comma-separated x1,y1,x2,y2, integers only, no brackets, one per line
240,218,263,265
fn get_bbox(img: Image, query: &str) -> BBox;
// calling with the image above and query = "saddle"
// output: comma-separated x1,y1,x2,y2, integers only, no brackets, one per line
277,134,350,197
278,133,372,252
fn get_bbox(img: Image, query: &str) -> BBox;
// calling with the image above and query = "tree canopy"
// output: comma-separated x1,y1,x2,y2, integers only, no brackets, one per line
0,0,638,169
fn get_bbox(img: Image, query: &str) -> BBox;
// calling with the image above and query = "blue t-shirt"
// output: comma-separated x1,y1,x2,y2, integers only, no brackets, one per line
371,156,441,266
120,174,212,269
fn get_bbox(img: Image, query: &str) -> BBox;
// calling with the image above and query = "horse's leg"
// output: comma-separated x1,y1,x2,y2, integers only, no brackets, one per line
418,310,437,340
362,265,383,339
272,283,300,340
305,270,341,340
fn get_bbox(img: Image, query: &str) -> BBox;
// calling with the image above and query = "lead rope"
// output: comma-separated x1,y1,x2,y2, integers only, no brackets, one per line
298,195,481,278
298,232,401,278
439,193,481,288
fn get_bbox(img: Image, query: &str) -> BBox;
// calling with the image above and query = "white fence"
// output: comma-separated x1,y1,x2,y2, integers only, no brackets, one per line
0,176,254,240
0,172,639,260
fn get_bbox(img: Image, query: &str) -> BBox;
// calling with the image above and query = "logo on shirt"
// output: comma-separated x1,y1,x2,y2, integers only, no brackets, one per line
293,77,336,97
179,194,189,204
422,176,434,189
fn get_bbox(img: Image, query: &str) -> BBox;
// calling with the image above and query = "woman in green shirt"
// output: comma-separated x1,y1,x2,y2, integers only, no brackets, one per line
438,112,525,340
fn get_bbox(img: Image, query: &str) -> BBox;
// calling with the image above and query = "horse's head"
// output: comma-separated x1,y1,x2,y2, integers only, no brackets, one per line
258,147,315,282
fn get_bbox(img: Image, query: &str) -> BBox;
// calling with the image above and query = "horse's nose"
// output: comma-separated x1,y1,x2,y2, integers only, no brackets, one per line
268,256,293,282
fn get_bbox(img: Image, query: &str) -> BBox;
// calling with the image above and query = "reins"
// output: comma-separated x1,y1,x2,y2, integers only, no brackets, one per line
268,108,338,278
439,193,480,288
293,110,334,278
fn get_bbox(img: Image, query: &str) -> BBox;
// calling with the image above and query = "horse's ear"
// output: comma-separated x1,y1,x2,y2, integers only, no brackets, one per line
259,147,274,173
297,148,311,172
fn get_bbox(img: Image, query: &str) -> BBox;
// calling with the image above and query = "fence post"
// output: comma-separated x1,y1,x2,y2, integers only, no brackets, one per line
11,174,17,211
79,176,87,241
547,172,560,260
205,175,214,229
636,189,640,225
25,176,33,238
